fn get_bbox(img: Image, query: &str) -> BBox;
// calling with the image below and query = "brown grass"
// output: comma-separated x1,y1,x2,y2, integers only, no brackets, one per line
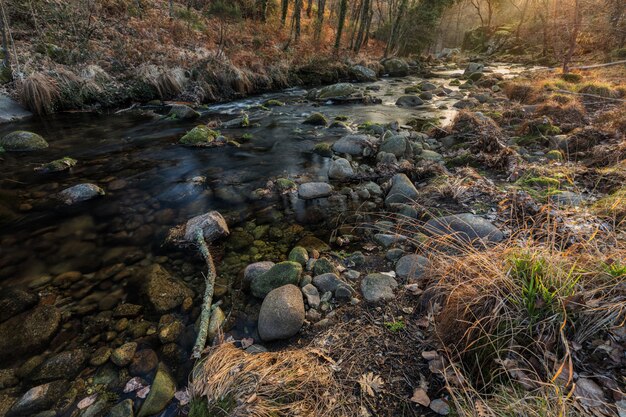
503,81,541,104
189,343,357,417
535,99,587,127
18,72,60,115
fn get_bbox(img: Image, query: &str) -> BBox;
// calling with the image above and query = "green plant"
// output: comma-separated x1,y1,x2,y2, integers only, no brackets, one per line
602,261,626,277
384,320,405,332
241,133,253,141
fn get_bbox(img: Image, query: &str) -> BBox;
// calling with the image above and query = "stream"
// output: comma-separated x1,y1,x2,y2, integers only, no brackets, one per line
0,63,530,417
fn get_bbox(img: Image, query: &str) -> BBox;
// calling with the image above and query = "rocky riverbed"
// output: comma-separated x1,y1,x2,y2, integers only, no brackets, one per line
0,58,590,417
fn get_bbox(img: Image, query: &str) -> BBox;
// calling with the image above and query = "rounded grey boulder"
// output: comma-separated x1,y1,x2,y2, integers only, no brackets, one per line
57,183,105,205
395,254,430,280
1,131,48,151
423,213,504,244
396,95,424,107
298,182,333,200
361,273,398,302
328,158,354,180
258,284,305,342
385,173,419,206
332,134,374,156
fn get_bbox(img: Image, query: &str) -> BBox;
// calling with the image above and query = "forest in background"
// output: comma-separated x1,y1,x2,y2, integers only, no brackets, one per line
0,0,624,115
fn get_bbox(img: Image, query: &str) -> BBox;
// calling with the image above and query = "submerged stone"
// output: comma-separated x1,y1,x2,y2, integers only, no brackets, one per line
137,364,175,417
303,112,328,126
57,183,105,205
0,305,61,364
34,157,77,174
317,83,356,99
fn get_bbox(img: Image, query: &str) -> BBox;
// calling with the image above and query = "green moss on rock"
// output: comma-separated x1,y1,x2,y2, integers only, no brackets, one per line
179,125,219,147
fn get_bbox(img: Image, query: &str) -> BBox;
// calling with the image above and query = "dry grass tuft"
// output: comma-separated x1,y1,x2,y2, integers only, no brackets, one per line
535,99,587,127
189,343,357,417
18,72,60,115
138,64,185,98
503,81,541,104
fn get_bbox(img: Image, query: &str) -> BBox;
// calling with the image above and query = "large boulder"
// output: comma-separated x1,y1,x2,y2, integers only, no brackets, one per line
298,182,333,200
328,158,354,180
243,261,275,288
385,174,419,206
379,135,408,157
137,364,175,417
7,380,68,417
258,285,305,341
361,273,398,302
179,125,218,147
57,183,105,205
0,305,61,364
167,104,199,120
28,349,87,383
383,58,409,77
396,95,424,107
0,95,32,124
140,264,194,313
423,213,504,244
312,273,343,294
316,83,356,99
0,131,48,151
464,62,485,76
0,288,38,323
351,65,377,82
332,134,374,156
250,261,303,298
395,255,430,280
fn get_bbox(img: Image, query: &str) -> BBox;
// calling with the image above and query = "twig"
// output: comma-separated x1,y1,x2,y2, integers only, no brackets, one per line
554,89,626,103
191,228,218,359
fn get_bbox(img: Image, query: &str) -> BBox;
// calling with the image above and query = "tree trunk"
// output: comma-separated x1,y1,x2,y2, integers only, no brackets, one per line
562,0,581,73
384,0,407,58
307,0,313,18
281,0,289,25
294,0,302,42
353,0,370,52
260,0,268,22
315,0,326,41
334,0,348,51
0,4,9,70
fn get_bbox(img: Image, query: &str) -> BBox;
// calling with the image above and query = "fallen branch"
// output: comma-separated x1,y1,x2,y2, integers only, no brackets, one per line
549,59,626,71
554,89,626,103
191,229,218,359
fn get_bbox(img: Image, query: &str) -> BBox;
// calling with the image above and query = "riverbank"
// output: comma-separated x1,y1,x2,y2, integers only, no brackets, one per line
0,58,625,417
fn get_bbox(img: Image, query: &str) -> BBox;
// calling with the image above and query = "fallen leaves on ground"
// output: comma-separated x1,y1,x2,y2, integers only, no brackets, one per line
358,372,384,397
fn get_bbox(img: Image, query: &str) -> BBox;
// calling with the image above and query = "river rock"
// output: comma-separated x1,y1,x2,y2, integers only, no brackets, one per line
384,58,409,76
243,261,275,289
0,288,38,323
183,211,230,242
167,104,199,120
288,247,309,266
7,380,68,417
312,258,336,275
453,98,479,109
298,182,333,200
379,135,408,157
312,273,343,294
296,235,330,252
301,284,321,309
396,95,424,107
361,273,398,302
395,255,430,280
332,134,374,156
28,349,87,383
317,83,356,99
140,265,194,313
0,305,61,364
0,131,48,151
137,364,175,417
258,285,305,341
250,261,303,298
108,399,134,417
179,125,218,146
423,213,504,244
34,157,77,174
464,62,484,76
328,158,354,180
111,342,137,367
420,82,437,91
129,349,158,376
303,112,328,126
351,65,377,82
385,173,419,206
57,183,105,205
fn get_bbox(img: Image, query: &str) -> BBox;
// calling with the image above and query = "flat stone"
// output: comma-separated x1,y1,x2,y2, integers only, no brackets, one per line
298,182,333,200
374,233,407,248
423,213,504,244
258,285,305,342
140,264,194,313
57,183,105,205
385,173,419,206
301,284,321,309
361,273,398,302
312,273,343,294
396,95,424,107
7,380,68,416
0,288,38,323
395,254,430,280
108,399,134,417
28,349,87,383
0,305,61,364
332,134,374,156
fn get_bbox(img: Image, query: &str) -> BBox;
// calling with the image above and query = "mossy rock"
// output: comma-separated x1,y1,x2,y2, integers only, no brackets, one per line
179,125,219,147
518,176,561,188
34,157,77,174
334,115,349,121
263,99,285,107
546,150,563,161
404,85,421,94
303,112,328,126
0,64,12,84
276,178,297,192
0,131,49,151
288,246,309,266
137,363,175,417
313,143,333,157
449,79,461,86
250,261,303,298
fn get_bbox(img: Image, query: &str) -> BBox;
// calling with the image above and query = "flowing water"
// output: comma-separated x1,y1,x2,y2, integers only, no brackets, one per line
0,63,530,415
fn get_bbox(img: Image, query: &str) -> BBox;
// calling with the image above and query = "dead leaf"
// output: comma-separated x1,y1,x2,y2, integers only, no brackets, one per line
137,385,151,399
123,377,145,393
410,388,430,407
358,372,384,397
175,389,190,405
422,350,439,361
77,394,97,409
241,337,254,349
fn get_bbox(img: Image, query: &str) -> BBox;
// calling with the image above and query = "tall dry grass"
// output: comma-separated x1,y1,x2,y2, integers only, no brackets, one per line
18,73,60,115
